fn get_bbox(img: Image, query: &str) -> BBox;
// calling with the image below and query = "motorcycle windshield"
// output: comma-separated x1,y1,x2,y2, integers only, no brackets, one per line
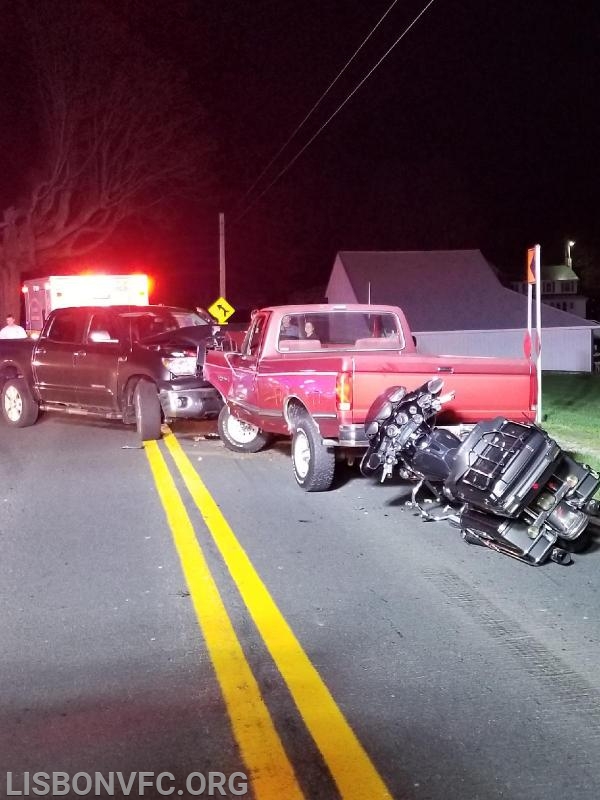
364,385,407,430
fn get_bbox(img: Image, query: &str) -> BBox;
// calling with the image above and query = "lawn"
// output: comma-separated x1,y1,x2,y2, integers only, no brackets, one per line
541,372,600,471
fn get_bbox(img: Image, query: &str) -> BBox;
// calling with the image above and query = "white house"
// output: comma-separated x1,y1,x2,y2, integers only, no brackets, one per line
510,263,588,319
326,249,600,372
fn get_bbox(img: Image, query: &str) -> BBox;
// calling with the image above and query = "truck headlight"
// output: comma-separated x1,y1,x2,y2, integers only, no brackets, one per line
162,350,197,376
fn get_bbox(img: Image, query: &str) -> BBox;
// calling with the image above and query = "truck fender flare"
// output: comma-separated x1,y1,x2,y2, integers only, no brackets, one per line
0,363,27,391
0,363,21,380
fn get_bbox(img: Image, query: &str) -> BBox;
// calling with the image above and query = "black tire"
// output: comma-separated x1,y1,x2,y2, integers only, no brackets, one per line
291,415,336,492
134,379,162,441
218,404,271,453
1,378,39,428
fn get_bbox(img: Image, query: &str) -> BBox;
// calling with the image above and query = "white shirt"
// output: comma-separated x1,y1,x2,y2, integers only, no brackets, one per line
0,323,28,339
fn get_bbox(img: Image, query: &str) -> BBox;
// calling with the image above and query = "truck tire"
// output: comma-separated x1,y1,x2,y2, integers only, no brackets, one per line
218,404,271,453
291,415,335,492
1,378,39,428
134,379,162,441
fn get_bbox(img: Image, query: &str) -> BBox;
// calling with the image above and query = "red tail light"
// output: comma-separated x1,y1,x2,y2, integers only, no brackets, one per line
336,371,353,411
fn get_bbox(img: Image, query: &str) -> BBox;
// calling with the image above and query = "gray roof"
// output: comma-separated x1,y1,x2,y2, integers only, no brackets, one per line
543,263,579,281
332,250,597,331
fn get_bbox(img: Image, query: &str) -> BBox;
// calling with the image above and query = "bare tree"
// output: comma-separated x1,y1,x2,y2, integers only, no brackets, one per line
0,0,211,318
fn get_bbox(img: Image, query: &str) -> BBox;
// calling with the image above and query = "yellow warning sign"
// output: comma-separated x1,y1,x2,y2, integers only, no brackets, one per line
208,296,235,324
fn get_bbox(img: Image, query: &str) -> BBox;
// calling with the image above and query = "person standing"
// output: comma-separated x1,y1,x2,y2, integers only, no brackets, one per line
0,314,27,339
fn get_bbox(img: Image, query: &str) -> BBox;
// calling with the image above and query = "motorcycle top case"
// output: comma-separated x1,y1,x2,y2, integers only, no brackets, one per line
446,417,562,517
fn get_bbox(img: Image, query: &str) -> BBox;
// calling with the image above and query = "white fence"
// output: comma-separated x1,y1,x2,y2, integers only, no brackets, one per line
414,326,598,372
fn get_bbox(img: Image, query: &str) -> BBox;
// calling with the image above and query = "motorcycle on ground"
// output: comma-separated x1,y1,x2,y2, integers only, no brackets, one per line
360,378,600,566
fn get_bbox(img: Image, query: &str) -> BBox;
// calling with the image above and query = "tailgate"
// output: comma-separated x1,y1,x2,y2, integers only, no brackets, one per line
350,353,535,424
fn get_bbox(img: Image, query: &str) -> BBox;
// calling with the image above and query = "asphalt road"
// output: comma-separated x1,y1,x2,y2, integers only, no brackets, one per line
2,413,600,800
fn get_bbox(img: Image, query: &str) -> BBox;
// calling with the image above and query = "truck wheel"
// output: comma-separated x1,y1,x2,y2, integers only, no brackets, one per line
291,416,335,491
1,378,39,427
218,404,271,453
134,379,162,441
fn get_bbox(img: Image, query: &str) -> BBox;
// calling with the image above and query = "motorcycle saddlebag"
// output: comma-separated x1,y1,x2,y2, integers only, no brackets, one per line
446,417,562,517
459,507,558,565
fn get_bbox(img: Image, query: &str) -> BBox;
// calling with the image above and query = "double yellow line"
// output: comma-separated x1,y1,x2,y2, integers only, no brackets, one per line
145,433,393,800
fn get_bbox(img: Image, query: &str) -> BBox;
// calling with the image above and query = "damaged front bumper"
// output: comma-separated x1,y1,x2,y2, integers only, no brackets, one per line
159,378,223,420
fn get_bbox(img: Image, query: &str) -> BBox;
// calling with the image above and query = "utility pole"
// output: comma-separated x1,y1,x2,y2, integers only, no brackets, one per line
219,212,226,298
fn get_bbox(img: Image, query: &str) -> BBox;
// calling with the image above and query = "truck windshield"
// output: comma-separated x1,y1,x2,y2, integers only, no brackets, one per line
119,309,207,340
278,311,404,351
170,311,210,328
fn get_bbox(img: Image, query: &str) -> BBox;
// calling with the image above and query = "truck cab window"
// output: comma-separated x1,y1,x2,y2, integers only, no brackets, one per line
45,311,85,343
88,312,120,343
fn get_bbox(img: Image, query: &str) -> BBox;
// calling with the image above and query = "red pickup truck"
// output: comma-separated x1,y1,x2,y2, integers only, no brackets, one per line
204,304,536,491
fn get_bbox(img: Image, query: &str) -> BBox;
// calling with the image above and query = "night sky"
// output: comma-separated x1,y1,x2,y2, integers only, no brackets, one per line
1,0,599,310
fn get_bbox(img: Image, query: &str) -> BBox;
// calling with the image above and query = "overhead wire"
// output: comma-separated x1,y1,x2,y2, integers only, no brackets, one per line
238,0,402,207
232,0,438,224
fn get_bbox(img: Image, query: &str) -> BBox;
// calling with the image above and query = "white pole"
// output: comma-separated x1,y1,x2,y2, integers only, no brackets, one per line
367,281,371,304
534,243,542,423
219,213,226,298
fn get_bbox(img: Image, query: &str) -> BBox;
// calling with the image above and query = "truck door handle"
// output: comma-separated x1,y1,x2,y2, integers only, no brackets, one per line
73,350,87,357
35,348,46,355
437,366,454,373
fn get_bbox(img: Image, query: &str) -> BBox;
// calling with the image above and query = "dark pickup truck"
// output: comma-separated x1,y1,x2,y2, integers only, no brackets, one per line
0,305,223,440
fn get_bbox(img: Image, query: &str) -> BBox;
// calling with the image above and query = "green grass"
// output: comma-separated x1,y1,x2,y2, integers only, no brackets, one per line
541,372,600,471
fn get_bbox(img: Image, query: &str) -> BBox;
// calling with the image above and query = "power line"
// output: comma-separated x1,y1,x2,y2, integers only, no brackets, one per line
238,0,402,208
233,0,438,225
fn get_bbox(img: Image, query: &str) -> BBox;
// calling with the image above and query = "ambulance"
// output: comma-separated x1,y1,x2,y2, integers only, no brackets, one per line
22,274,150,332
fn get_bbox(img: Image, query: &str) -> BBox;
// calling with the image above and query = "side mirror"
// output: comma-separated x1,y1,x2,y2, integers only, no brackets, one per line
427,377,444,395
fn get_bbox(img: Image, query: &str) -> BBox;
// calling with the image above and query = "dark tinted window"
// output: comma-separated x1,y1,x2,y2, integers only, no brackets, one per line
119,311,178,340
45,310,85,344
87,312,120,343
